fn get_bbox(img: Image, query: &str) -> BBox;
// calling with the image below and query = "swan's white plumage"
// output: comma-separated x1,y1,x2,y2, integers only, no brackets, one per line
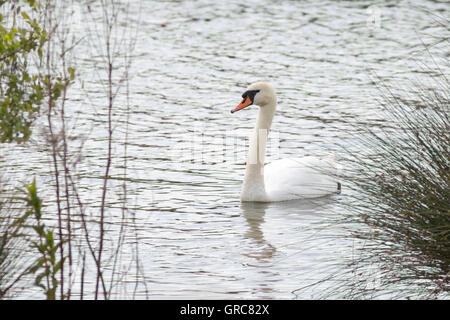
233,82,340,202
264,156,338,201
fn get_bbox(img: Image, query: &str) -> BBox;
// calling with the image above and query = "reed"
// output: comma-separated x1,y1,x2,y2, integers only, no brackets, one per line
345,74,448,298
303,66,449,299
0,177,32,299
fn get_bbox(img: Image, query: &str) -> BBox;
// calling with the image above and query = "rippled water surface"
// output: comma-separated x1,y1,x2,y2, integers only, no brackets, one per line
1,0,448,299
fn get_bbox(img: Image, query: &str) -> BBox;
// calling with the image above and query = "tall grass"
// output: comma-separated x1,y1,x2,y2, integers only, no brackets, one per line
297,65,449,299
292,20,449,297
342,72,449,298
0,177,31,299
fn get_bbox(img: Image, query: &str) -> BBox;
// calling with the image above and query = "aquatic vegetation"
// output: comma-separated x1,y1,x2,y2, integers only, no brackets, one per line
309,64,450,299
23,179,64,300
342,71,449,298
0,177,32,299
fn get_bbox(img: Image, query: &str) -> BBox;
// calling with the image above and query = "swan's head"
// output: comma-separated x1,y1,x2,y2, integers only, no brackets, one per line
231,82,276,113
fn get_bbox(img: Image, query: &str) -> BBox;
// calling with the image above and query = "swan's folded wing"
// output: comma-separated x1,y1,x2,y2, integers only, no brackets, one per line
264,157,339,201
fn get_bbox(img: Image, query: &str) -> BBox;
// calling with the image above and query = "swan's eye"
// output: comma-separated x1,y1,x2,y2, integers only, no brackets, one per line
242,89,260,101
232,89,260,113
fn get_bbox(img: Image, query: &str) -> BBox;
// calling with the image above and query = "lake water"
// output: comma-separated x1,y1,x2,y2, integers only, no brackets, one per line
1,0,448,299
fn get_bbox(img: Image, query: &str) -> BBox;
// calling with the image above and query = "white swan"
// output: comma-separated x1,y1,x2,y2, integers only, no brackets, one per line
231,82,341,202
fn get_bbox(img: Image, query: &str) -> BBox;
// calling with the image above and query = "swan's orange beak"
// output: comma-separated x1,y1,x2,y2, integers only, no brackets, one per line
231,96,253,113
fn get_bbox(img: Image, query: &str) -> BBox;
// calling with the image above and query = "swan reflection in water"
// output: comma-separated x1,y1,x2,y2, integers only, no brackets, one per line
240,201,275,261
240,197,337,262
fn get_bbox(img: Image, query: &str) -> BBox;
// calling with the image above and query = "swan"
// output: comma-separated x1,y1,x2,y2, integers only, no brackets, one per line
231,82,341,202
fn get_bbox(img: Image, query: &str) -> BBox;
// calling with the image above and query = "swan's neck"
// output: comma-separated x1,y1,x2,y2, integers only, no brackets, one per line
241,102,276,202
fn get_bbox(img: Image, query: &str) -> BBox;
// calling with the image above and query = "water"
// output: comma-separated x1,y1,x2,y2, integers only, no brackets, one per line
1,0,448,299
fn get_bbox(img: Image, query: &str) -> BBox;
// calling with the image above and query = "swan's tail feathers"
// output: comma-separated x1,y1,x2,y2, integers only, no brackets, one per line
337,182,342,194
